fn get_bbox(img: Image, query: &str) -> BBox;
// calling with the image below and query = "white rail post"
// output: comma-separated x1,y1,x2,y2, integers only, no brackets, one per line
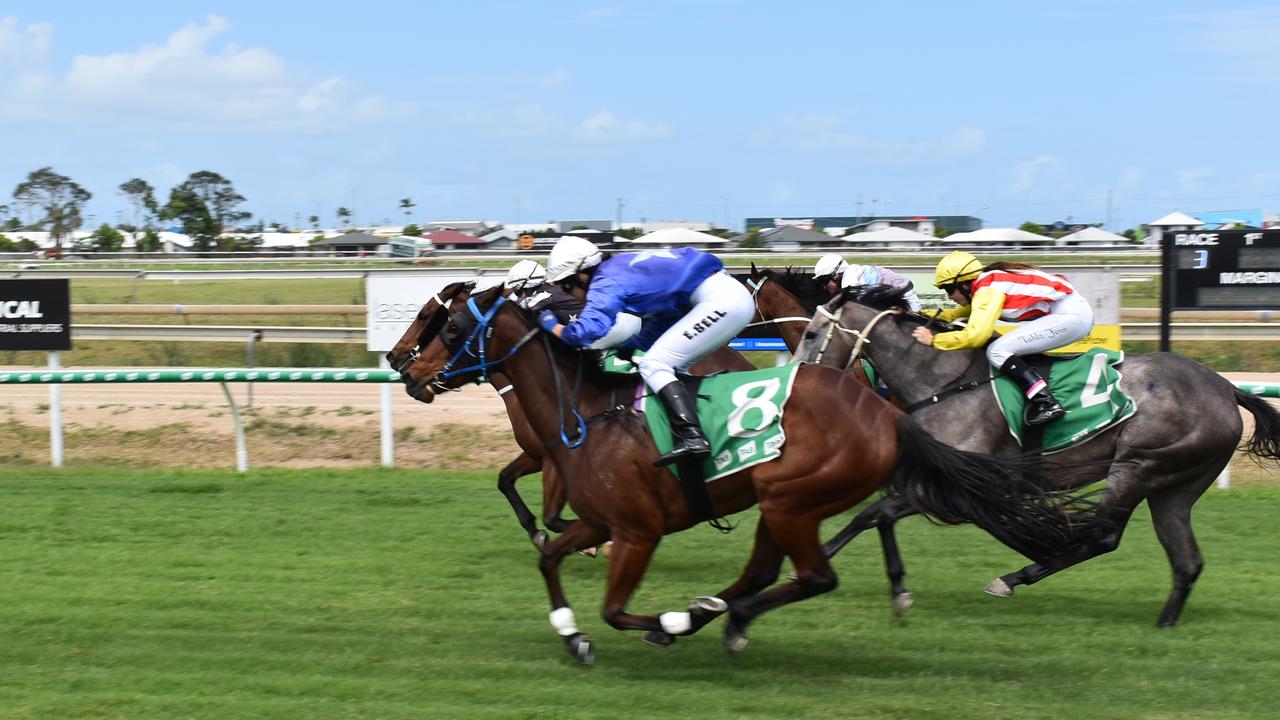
49,351,63,468
220,382,249,473
379,356,395,467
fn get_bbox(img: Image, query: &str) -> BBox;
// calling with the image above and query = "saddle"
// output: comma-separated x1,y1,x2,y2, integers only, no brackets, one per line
992,348,1136,453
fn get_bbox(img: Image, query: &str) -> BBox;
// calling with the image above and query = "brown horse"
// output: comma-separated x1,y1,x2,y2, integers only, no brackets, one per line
742,264,888,400
386,280,753,548
401,284,1104,664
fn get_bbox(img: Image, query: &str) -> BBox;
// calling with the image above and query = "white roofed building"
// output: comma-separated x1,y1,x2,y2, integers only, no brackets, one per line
1144,212,1205,247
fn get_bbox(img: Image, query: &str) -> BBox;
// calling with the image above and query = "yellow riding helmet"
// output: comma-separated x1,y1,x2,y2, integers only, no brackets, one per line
934,251,983,288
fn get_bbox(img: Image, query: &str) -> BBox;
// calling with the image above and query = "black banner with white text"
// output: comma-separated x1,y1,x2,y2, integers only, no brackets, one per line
0,279,71,351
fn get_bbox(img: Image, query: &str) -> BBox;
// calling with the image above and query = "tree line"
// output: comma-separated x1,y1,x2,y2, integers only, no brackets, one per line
0,167,421,253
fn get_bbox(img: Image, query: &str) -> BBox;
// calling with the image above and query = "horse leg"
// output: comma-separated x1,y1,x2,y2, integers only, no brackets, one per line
539,462,575,534
642,517,786,647
724,514,837,655
1147,483,1212,628
820,494,916,615
986,503,1137,598
539,521,610,665
597,536,669,636
497,452,552,548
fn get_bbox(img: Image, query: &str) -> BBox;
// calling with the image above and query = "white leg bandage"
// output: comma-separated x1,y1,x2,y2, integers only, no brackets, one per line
659,611,692,635
549,606,579,637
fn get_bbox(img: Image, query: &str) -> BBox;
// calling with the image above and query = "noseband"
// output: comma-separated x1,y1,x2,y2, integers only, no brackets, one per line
809,305,898,371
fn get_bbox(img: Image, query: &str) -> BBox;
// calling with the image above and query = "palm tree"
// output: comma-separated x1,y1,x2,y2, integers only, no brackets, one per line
337,207,352,228
399,197,415,224
308,214,320,229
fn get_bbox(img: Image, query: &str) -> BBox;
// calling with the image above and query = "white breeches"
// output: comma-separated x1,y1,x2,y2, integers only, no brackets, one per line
986,292,1094,368
636,271,754,392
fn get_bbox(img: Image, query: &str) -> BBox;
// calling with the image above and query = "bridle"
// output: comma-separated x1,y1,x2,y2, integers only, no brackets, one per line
807,304,898,372
433,294,586,448
742,274,814,330
812,300,991,413
393,285,472,374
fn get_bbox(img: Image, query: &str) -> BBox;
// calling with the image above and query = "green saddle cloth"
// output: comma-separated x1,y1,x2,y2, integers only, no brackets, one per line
645,364,800,483
992,348,1136,452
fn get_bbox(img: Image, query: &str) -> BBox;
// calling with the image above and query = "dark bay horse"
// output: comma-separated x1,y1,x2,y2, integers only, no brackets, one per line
401,284,1104,663
796,285,1280,627
386,281,753,548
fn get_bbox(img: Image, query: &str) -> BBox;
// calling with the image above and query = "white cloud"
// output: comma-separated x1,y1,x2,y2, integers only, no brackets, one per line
0,15,405,131
944,126,985,156
573,110,672,143
1118,165,1145,188
0,17,51,65
1180,9,1280,84
1010,155,1060,192
768,182,796,204
1177,167,1214,194
582,6,624,18
541,68,569,88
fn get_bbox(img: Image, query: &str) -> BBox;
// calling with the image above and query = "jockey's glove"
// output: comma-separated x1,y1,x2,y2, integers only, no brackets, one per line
537,309,560,333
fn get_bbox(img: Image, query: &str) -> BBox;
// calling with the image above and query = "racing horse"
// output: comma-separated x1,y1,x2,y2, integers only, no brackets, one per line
740,264,883,391
401,284,1104,663
796,284,1280,627
386,281,754,549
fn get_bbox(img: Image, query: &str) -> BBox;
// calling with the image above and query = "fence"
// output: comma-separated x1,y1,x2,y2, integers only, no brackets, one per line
2,367,1277,484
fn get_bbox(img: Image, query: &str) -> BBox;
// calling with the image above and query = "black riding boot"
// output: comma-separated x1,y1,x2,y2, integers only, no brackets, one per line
652,381,711,467
1000,357,1065,426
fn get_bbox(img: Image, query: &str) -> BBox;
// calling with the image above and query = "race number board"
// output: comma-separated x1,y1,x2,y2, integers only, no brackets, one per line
1163,228,1280,310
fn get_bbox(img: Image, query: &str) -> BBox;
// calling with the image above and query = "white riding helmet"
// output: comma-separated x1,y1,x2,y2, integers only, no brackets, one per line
812,253,848,280
840,263,876,289
546,236,603,282
504,259,546,291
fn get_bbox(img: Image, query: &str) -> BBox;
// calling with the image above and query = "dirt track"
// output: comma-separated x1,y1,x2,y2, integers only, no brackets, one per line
2,367,1277,474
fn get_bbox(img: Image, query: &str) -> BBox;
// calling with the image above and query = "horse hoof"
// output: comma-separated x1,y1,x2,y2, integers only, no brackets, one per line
892,591,914,616
566,633,594,665
577,545,599,559
643,631,677,647
985,578,1014,597
531,529,549,549
694,596,729,614
724,631,750,656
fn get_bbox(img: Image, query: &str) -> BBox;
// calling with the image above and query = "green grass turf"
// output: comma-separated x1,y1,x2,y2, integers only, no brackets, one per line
0,467,1276,719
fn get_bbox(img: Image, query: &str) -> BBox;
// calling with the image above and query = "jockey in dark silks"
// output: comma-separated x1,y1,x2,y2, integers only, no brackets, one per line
536,237,754,466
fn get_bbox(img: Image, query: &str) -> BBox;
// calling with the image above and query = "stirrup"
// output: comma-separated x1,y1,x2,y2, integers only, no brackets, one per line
1024,400,1065,427
653,438,711,467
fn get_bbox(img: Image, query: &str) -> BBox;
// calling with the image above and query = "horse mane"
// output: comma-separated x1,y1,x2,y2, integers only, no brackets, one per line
845,283,912,312
761,266,824,314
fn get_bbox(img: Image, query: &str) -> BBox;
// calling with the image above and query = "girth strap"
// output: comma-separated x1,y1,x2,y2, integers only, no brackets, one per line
902,378,991,414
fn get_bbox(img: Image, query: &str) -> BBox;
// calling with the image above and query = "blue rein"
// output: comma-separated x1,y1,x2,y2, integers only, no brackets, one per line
437,295,586,449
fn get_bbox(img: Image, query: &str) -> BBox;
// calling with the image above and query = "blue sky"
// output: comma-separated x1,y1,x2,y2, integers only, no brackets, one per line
2,1,1278,231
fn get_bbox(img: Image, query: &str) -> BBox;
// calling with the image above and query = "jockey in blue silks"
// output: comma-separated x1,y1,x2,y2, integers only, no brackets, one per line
537,236,754,466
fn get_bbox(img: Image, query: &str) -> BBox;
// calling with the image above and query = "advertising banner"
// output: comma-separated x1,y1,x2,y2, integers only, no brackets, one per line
0,279,71,351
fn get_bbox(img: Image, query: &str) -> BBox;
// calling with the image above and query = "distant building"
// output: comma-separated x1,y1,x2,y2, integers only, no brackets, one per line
745,215,980,234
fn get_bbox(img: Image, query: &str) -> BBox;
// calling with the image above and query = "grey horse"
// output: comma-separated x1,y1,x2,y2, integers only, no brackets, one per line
795,285,1280,627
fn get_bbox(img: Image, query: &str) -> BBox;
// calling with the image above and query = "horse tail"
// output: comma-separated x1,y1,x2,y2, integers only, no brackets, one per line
887,414,1102,565
1234,389,1280,462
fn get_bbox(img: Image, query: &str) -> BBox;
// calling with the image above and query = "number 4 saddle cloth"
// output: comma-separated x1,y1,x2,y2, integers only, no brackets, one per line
992,348,1136,453
642,364,800,483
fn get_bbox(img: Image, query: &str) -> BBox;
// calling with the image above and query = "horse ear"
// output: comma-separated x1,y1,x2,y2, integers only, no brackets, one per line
750,262,759,278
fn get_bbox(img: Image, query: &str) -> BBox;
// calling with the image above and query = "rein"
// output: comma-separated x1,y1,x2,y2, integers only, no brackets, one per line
820,303,993,413
435,294,586,449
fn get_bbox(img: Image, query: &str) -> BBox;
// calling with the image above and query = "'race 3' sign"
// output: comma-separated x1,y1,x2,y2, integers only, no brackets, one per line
0,279,71,351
